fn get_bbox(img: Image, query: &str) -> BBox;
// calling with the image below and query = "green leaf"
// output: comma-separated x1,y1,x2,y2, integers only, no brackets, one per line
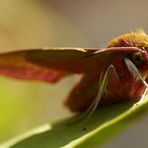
2,95,148,148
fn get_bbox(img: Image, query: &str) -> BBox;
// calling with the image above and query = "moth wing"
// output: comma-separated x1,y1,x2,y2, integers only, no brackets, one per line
88,47,141,63
0,48,96,83
27,47,141,73
0,47,141,83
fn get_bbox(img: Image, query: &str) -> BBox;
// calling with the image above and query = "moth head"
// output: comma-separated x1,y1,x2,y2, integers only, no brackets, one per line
107,30,148,83
131,50,147,67
107,30,148,50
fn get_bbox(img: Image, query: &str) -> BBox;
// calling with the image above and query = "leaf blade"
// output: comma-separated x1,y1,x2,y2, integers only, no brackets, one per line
1,95,148,148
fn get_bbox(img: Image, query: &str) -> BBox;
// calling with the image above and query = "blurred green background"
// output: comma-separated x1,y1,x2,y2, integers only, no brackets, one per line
0,0,148,147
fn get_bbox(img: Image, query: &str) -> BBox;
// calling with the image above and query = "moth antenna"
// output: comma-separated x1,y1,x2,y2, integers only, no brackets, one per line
124,58,148,88
81,65,115,129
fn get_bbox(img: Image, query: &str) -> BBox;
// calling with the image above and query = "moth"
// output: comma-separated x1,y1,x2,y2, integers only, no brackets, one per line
0,31,147,115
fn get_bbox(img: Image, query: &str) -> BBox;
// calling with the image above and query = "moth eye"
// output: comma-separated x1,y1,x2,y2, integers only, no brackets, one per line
131,52,144,66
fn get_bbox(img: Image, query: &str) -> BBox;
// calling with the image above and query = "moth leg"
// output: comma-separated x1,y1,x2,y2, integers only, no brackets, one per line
124,58,148,88
81,65,115,129
99,71,107,96
124,58,148,104
67,65,115,127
